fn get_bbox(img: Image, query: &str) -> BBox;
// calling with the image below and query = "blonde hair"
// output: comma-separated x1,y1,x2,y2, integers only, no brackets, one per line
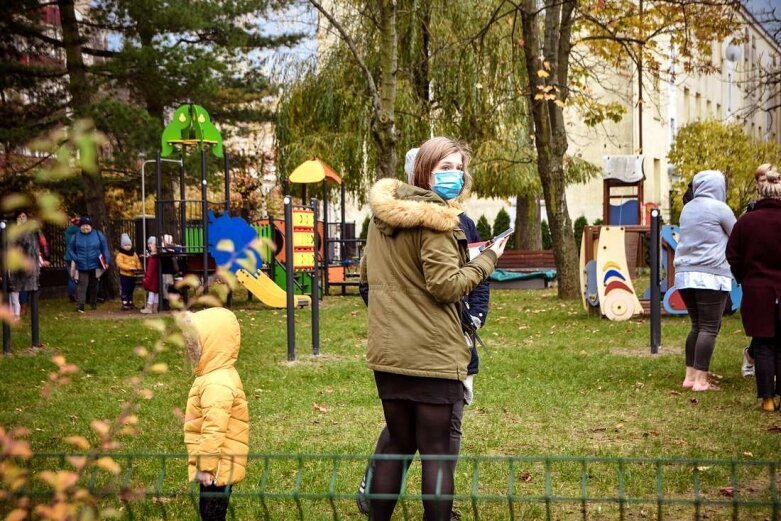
411,137,473,197
755,163,774,181
760,170,781,199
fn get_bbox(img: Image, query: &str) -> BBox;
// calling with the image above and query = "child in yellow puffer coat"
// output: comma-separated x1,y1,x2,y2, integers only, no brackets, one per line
180,307,249,521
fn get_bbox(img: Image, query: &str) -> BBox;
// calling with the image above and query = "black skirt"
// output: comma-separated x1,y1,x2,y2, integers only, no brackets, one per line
374,371,463,405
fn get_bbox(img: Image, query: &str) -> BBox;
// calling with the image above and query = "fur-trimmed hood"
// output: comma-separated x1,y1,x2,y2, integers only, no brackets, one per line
368,178,461,234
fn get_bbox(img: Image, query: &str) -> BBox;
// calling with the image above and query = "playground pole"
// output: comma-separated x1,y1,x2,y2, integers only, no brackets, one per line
201,148,209,292
224,152,232,308
30,290,40,347
311,198,320,356
155,151,164,310
223,153,230,212
1,220,10,354
650,209,662,353
283,197,296,361
340,182,346,258
322,183,329,295
178,157,186,247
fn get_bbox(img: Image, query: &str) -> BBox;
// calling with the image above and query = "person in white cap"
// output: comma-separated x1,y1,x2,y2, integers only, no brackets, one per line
116,233,142,310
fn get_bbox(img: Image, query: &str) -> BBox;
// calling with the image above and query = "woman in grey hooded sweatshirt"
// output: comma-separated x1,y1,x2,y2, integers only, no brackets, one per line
674,170,736,391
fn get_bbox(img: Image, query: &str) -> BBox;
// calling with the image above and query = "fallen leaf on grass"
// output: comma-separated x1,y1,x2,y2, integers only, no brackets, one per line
768,426,781,433
719,486,734,497
743,451,753,458
520,470,533,482
313,403,329,413
690,398,699,405
670,390,682,396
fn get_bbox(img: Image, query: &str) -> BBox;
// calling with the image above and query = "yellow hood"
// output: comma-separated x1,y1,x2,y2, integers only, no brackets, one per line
188,308,241,376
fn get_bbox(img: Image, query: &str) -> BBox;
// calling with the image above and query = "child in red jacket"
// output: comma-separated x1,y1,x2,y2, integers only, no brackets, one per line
141,236,159,314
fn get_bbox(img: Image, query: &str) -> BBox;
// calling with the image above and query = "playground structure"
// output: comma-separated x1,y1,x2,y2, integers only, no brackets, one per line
579,155,742,325
285,158,363,295
151,104,320,360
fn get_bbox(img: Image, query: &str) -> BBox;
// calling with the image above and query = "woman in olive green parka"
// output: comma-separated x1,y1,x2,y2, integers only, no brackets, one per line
360,137,508,521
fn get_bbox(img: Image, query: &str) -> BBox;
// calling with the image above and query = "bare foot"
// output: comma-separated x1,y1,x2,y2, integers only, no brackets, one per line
692,382,720,392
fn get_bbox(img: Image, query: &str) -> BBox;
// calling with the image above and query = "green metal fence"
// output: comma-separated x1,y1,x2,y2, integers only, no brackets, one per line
5,453,781,520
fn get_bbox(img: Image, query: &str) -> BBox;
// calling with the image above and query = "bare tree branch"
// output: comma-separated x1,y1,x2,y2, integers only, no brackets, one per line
307,0,381,112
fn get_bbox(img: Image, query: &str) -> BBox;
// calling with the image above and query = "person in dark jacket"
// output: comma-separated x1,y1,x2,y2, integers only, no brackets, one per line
68,216,111,313
739,164,772,378
358,143,503,519
726,168,781,412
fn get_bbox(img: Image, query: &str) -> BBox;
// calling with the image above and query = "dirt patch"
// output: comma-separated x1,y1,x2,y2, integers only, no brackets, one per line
52,307,171,320
610,346,682,357
279,353,350,366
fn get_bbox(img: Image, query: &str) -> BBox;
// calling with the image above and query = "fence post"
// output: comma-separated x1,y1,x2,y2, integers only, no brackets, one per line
649,209,662,354
30,290,40,347
1,220,10,354
311,198,320,357
284,197,295,361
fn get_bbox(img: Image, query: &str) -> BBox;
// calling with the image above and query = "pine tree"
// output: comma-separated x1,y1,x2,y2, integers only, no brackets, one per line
541,220,552,250
493,208,515,249
574,216,588,249
476,215,491,242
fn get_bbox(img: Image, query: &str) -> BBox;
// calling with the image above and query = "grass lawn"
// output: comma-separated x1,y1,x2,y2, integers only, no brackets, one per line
1,287,779,520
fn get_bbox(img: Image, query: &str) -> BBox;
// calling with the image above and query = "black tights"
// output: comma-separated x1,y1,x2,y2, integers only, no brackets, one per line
369,399,455,521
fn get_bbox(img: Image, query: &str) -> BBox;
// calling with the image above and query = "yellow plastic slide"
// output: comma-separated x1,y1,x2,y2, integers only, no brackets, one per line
236,269,311,309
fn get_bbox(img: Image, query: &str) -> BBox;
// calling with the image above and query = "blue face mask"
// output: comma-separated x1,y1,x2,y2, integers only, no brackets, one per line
432,170,464,200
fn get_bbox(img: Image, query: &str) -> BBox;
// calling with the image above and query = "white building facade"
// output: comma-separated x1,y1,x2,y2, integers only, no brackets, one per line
564,9,781,224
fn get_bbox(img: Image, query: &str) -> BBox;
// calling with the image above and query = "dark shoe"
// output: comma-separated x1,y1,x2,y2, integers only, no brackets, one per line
356,474,369,516
450,509,462,521
77,306,85,313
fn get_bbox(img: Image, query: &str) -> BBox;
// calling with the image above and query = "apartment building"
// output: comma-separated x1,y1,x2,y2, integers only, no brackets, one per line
565,7,781,223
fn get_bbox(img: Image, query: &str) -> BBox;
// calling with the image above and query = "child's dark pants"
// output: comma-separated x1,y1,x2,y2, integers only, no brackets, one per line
199,484,231,521
119,274,135,305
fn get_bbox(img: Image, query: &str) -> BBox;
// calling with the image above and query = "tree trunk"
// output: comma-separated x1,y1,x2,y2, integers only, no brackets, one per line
372,0,398,179
520,0,579,299
58,0,120,299
515,194,541,250
538,155,579,298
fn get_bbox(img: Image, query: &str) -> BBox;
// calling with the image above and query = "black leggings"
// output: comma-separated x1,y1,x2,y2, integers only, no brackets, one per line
368,399,456,521
754,309,781,398
679,288,728,371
